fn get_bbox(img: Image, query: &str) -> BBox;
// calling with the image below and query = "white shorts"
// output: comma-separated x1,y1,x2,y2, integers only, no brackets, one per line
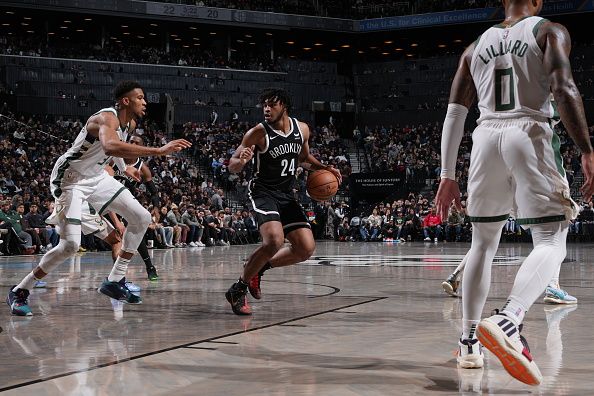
47,169,129,230
466,118,578,226
81,203,114,239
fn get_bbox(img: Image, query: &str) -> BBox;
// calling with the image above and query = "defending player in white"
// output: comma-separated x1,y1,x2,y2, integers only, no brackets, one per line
436,0,594,386
6,81,191,316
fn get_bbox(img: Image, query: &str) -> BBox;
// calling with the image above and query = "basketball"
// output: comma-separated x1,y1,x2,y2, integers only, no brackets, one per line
307,170,339,201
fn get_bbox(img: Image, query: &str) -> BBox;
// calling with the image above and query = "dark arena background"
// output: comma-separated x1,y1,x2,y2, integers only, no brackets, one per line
0,0,594,394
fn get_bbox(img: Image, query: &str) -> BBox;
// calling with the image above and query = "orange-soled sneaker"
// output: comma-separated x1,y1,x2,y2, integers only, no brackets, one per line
476,313,542,386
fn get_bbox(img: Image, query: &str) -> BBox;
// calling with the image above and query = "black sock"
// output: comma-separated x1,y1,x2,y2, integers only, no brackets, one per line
259,262,272,276
137,241,153,269
143,257,154,270
236,278,249,291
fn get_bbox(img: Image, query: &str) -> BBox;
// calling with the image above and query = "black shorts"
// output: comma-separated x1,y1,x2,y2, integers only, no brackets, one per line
248,185,310,235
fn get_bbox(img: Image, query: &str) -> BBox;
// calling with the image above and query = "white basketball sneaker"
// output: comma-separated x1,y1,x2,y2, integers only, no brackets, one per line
442,273,460,297
457,337,484,369
476,312,542,385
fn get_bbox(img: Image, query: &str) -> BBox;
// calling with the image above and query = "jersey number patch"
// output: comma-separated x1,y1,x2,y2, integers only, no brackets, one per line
495,68,516,111
281,158,296,177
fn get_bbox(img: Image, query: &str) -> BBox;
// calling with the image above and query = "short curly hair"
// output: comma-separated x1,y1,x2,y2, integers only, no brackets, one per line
259,88,291,113
113,80,143,100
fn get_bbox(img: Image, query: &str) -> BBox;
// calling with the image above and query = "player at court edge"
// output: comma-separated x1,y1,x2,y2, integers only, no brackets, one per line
436,0,594,385
225,88,342,315
7,81,191,316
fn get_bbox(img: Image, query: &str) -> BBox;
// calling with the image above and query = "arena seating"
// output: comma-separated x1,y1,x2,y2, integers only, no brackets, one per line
148,0,500,19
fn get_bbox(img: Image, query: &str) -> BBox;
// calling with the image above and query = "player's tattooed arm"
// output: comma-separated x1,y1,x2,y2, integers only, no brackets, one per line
298,122,342,184
448,43,477,108
540,22,592,154
540,22,594,200
228,125,265,173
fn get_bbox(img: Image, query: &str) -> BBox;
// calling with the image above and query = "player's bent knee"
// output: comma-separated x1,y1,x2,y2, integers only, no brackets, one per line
262,238,284,256
60,240,80,255
127,208,151,230
297,246,314,261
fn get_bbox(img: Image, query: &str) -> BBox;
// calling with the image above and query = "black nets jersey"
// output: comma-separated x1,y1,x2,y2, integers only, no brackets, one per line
251,117,304,192
114,158,143,190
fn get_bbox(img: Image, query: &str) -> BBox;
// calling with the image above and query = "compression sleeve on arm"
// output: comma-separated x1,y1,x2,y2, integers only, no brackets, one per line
440,103,469,181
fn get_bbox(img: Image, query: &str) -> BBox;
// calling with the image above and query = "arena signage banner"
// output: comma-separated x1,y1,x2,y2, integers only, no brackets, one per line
351,173,402,198
357,1,593,32
145,2,354,31
7,0,593,33
358,8,500,31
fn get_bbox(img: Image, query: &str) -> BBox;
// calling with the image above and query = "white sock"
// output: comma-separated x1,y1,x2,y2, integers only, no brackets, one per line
548,277,560,289
462,320,480,339
501,297,526,326
13,272,40,292
548,255,562,289
108,257,130,282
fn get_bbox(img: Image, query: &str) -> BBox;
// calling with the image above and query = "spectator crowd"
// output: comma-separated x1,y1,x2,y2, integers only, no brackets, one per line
0,35,283,73
313,194,594,244
1,106,593,256
0,110,353,256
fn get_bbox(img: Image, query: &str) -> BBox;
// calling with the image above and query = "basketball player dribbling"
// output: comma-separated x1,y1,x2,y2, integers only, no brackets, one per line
6,81,191,316
225,88,341,315
436,0,594,385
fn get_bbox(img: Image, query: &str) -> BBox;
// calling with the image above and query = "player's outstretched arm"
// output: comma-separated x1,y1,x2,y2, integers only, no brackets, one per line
540,22,594,200
95,113,191,158
297,123,342,184
228,125,265,173
435,44,476,220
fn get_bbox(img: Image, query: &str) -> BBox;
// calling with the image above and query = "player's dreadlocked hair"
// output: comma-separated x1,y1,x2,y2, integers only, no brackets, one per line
259,88,292,113
113,80,144,100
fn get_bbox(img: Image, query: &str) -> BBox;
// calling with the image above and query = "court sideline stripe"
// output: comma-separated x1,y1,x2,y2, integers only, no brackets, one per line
0,296,386,392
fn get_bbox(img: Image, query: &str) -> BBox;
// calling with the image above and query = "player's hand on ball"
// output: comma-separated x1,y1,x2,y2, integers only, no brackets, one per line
239,145,255,164
159,139,192,156
327,166,342,184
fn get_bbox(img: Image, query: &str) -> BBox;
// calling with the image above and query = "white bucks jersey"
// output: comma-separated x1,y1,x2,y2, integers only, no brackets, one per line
54,107,129,177
471,16,552,123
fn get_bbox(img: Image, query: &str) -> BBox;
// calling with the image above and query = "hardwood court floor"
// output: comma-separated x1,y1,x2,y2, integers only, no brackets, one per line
0,241,592,395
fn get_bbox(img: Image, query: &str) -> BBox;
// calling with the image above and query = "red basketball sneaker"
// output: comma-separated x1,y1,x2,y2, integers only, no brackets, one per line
225,281,252,316
248,274,262,300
